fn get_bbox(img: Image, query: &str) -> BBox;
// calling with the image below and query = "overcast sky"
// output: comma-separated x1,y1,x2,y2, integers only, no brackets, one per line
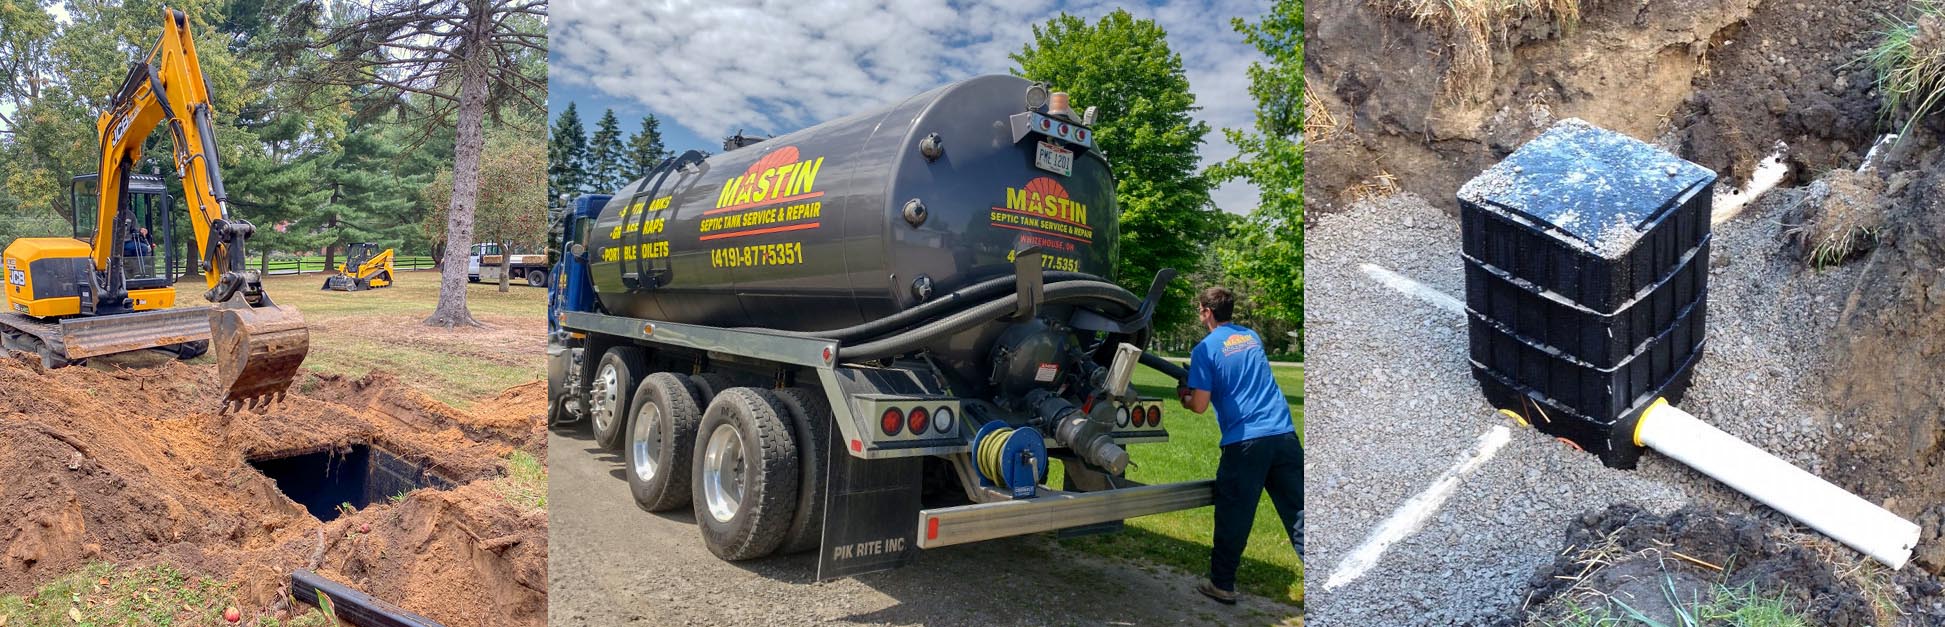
548,0,1269,214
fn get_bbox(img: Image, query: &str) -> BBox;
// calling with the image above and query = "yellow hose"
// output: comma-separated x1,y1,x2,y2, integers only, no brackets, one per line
977,427,1014,488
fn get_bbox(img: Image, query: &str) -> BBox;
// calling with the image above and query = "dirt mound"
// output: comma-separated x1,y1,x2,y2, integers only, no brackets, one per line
1507,504,1944,626
0,357,546,626
1306,0,1904,213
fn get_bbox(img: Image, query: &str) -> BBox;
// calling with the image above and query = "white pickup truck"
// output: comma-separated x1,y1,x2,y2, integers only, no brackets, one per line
468,242,550,287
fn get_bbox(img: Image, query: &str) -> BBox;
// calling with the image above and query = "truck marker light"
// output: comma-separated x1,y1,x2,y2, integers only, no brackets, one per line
641,323,654,335
850,439,862,453
927,516,940,540
881,407,904,436
821,346,833,363
933,406,954,434
907,407,930,435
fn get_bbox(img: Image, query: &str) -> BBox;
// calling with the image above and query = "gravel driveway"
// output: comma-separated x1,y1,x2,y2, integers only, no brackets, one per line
547,425,1302,625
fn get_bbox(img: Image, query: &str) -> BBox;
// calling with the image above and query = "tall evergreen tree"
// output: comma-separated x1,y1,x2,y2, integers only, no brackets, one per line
1012,10,1216,329
626,115,671,176
548,103,589,204
585,108,627,192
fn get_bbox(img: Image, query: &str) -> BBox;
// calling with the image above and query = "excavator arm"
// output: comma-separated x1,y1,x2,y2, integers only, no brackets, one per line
92,8,308,410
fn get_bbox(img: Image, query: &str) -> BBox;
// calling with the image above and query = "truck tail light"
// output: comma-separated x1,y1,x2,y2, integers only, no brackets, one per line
907,407,930,435
881,407,904,436
1146,406,1161,428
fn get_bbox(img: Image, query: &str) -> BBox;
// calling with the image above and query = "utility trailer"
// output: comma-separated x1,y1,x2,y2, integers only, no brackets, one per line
546,75,1215,578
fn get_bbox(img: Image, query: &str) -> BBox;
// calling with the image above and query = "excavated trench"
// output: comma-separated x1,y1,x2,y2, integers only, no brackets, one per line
0,359,548,626
248,442,460,522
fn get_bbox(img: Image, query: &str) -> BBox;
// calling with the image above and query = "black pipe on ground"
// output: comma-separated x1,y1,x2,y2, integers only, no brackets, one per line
289,569,445,627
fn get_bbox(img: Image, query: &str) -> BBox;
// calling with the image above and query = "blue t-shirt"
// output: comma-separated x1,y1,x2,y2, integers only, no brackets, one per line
1187,324,1296,446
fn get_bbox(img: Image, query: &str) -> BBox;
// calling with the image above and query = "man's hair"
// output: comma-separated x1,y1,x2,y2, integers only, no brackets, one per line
1198,287,1235,322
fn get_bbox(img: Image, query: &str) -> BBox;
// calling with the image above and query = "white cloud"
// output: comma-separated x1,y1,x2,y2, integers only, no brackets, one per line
551,0,1269,213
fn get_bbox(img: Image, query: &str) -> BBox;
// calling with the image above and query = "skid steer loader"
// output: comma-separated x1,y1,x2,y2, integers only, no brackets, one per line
321,243,394,291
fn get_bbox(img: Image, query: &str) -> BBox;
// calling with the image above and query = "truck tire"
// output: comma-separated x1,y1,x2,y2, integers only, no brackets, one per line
772,387,831,554
526,268,549,288
689,373,734,406
691,387,799,560
589,347,645,450
626,372,702,512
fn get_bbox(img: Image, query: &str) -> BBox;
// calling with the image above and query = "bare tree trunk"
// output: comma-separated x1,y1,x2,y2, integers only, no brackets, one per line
424,5,491,328
497,241,511,293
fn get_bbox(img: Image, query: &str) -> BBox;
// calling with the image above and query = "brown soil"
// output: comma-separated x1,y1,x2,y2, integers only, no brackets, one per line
0,356,546,626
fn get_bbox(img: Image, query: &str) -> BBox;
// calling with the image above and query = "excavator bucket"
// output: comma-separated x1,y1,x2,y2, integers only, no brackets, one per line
212,298,309,411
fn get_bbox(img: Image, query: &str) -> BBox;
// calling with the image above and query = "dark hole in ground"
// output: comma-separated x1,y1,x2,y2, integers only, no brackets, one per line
249,443,456,522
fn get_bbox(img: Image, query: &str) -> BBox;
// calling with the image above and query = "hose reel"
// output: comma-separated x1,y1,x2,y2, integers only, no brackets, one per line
972,421,1047,499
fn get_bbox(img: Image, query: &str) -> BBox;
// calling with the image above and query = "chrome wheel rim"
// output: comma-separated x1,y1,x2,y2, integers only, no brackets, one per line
702,423,746,523
590,363,619,435
630,401,663,481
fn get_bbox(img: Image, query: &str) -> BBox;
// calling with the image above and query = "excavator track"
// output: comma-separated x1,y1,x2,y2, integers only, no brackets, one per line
212,298,309,412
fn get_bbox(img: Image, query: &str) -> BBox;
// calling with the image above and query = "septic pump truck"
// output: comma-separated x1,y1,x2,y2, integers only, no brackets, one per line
546,74,1216,578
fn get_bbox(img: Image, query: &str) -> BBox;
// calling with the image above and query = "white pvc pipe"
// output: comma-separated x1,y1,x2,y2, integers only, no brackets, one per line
1635,399,1922,569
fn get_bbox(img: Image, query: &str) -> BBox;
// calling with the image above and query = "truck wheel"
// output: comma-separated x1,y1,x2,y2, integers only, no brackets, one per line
527,268,549,288
692,387,799,560
589,347,645,450
772,388,831,554
626,372,702,512
689,373,734,406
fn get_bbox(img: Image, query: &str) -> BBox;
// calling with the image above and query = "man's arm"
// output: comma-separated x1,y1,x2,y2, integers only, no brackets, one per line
1178,387,1211,414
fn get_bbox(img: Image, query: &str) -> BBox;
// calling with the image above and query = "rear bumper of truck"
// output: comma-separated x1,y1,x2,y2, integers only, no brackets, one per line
915,480,1215,549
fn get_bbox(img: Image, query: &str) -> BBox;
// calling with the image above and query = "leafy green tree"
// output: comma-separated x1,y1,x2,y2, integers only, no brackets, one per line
1011,10,1216,329
422,125,545,292
585,108,627,193
548,103,589,205
1209,0,1303,333
626,115,671,178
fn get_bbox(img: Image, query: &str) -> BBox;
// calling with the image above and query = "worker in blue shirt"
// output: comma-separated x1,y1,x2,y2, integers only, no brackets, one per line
1177,286,1303,604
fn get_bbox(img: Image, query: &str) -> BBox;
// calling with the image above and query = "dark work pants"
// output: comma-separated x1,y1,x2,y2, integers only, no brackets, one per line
1210,431,1304,592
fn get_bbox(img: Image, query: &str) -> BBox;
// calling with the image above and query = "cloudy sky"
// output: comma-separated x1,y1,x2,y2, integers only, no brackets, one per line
548,0,1270,214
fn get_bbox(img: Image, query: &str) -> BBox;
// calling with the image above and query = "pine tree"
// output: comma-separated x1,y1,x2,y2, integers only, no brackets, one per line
548,103,590,205
586,108,627,193
627,115,672,177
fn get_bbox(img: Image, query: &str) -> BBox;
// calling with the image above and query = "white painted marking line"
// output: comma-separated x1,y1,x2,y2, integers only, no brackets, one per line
1323,425,1513,591
1359,263,1464,316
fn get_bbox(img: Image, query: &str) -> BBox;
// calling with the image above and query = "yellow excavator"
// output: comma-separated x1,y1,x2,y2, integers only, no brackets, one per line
0,8,307,411
321,243,395,291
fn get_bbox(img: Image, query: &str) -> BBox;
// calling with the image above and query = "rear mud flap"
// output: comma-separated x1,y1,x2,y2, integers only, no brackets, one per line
816,429,922,580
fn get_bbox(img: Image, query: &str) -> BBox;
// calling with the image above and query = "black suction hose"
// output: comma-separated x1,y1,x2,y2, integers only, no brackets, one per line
1140,351,1189,384
839,281,1141,360
742,271,1101,342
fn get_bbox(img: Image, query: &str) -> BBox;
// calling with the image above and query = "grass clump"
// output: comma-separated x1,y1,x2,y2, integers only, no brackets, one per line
0,562,236,626
1868,0,1945,138
496,450,547,511
1370,0,1582,98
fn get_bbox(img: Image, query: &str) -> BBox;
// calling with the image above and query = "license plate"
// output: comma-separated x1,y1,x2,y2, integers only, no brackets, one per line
1034,141,1073,176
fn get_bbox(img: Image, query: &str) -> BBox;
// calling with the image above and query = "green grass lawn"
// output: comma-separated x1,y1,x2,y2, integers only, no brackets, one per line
173,269,546,407
1048,364,1305,606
